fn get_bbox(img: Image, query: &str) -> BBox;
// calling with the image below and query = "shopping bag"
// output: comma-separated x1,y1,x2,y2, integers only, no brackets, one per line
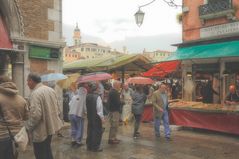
14,126,28,151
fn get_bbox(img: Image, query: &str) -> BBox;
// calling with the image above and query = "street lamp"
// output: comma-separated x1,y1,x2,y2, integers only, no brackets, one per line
134,0,181,27
134,9,145,27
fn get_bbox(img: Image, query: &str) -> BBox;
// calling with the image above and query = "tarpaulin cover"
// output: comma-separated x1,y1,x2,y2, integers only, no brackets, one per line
0,15,12,49
142,60,180,77
141,104,153,122
165,40,239,61
170,108,239,135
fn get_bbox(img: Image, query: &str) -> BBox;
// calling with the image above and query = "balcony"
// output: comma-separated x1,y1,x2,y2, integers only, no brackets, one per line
199,0,235,21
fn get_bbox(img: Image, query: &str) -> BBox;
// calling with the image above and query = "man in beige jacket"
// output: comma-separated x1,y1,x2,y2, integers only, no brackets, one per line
151,83,171,140
0,75,28,159
25,73,63,159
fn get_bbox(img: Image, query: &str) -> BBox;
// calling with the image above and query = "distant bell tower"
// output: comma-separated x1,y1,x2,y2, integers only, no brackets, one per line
73,23,81,46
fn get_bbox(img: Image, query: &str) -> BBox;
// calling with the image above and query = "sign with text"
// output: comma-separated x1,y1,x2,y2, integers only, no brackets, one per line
200,22,239,38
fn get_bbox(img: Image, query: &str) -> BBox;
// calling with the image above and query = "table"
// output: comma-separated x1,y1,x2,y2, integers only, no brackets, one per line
170,108,239,135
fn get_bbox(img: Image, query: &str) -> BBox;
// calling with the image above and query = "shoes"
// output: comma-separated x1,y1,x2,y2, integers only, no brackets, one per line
155,134,160,138
91,148,103,152
71,141,83,148
166,137,171,141
133,132,140,138
71,141,76,147
57,133,64,137
108,139,120,144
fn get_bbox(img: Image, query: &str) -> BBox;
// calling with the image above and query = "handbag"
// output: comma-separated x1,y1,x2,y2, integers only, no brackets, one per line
14,126,29,151
0,106,18,159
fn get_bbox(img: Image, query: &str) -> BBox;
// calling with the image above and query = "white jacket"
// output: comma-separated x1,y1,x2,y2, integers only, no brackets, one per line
69,87,87,117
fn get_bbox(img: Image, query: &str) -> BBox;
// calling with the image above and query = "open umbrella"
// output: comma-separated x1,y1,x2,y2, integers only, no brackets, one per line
57,73,80,89
126,77,154,85
77,72,112,83
41,73,67,82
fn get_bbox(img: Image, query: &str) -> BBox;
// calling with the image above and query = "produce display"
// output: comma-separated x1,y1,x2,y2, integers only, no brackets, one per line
169,100,239,113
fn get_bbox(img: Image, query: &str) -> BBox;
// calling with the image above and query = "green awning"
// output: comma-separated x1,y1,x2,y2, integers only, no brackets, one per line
165,40,239,61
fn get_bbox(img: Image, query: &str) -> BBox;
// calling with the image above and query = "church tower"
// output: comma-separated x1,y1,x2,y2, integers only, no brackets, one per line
73,23,81,46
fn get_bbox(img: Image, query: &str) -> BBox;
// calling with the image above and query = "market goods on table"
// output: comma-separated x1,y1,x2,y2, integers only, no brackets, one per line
169,100,239,113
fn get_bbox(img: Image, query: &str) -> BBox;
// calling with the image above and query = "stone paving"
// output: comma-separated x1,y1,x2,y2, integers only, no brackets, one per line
19,122,239,159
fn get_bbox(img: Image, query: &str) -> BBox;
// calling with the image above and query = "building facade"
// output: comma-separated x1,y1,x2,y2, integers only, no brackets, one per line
0,0,65,97
63,24,123,63
143,49,172,62
178,0,239,102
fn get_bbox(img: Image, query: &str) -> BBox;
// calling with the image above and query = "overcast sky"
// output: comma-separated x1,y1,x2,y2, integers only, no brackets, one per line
62,0,182,52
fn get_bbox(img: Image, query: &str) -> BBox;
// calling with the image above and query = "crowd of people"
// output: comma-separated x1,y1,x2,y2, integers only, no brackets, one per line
1,72,239,159
65,79,173,152
0,73,181,158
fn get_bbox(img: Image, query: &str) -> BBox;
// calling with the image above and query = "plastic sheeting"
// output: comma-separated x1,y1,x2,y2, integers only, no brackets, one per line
170,108,239,135
165,41,239,61
142,60,180,77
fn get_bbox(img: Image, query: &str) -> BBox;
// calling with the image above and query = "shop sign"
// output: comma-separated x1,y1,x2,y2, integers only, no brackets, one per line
29,46,59,60
200,22,239,39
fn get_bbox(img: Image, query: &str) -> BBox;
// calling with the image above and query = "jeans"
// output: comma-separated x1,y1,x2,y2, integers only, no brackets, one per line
154,110,170,138
133,114,142,135
69,114,84,143
0,138,15,159
33,135,53,159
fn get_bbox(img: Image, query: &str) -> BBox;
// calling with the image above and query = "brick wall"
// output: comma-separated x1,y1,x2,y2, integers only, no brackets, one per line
183,0,239,42
18,0,54,40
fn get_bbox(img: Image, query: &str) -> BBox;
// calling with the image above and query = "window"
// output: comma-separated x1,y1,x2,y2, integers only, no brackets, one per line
81,48,84,52
86,48,90,52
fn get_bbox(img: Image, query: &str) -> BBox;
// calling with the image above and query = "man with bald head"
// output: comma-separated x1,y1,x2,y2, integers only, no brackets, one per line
225,85,239,105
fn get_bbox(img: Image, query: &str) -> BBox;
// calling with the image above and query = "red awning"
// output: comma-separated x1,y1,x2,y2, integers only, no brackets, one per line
142,60,180,77
0,15,12,49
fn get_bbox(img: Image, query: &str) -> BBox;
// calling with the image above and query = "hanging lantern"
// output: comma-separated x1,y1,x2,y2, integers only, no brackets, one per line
134,8,145,27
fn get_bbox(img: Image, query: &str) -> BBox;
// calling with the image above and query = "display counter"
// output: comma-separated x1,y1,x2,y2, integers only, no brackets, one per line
141,101,239,135
169,101,239,135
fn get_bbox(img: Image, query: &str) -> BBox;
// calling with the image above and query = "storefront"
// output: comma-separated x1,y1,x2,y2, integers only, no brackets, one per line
163,39,239,134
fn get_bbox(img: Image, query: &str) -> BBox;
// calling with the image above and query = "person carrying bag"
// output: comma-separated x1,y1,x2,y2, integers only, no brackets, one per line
0,76,29,159
0,107,18,159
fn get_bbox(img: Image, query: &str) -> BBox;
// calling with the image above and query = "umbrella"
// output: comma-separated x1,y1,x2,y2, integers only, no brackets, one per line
57,73,80,89
41,73,67,82
126,77,154,85
77,72,112,83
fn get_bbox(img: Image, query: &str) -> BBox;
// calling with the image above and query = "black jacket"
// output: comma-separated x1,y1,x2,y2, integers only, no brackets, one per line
108,88,121,112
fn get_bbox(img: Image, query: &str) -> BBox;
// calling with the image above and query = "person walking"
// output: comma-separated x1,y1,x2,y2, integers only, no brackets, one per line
131,85,147,138
108,81,121,144
0,76,28,159
152,83,171,140
25,73,63,159
69,83,87,148
86,82,104,152
121,83,133,125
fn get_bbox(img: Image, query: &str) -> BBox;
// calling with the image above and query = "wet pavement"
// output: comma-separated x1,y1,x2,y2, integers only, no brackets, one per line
19,122,239,159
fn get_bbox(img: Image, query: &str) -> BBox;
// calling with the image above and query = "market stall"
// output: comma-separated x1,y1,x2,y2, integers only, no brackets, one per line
169,101,239,135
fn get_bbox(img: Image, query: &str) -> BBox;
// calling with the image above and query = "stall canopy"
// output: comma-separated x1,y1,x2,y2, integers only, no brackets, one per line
142,60,180,77
63,54,152,73
165,40,239,61
0,14,12,49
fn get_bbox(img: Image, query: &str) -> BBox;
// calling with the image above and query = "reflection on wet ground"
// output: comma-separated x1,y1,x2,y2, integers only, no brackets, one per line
19,122,239,159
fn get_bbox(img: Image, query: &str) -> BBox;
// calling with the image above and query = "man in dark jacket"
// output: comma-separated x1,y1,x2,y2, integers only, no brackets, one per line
86,82,104,152
108,81,121,144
